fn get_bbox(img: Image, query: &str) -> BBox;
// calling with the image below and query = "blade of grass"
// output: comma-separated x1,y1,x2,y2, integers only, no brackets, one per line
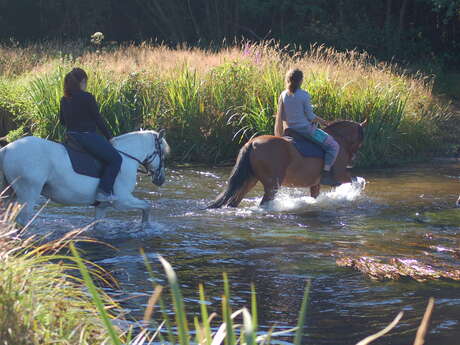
199,283,213,345
413,298,435,345
356,311,404,345
294,280,311,345
222,273,236,345
250,283,258,333
69,243,122,345
140,249,175,345
159,255,190,345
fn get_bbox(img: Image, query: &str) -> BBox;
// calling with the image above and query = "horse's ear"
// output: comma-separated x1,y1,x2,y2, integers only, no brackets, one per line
360,118,368,127
158,129,166,139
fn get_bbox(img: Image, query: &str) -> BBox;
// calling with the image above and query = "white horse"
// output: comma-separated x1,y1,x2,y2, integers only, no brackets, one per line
0,130,170,226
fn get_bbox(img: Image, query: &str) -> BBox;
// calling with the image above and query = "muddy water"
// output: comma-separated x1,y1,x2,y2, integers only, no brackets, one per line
34,162,460,344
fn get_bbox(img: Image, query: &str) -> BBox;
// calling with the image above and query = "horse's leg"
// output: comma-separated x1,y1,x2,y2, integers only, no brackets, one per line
113,195,151,226
260,183,279,206
92,203,109,230
256,168,284,207
259,174,284,206
141,207,151,224
310,184,320,198
14,180,44,226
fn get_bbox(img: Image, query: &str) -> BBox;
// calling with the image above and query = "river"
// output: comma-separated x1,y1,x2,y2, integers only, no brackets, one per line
32,161,460,345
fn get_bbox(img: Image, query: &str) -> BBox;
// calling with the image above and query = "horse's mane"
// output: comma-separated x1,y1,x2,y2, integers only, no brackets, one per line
111,130,156,144
326,120,364,142
111,130,170,156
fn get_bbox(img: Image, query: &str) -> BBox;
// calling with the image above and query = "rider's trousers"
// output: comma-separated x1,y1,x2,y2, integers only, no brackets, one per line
289,126,340,170
68,131,122,194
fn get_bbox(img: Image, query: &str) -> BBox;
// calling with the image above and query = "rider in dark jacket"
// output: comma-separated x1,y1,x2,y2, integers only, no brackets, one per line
59,68,121,202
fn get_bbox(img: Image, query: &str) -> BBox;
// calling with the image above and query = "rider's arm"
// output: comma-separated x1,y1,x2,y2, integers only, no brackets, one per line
304,93,328,126
303,93,318,122
274,94,284,137
88,94,112,140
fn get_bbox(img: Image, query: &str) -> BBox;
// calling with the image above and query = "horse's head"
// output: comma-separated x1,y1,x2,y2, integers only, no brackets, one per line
147,129,170,186
325,119,366,166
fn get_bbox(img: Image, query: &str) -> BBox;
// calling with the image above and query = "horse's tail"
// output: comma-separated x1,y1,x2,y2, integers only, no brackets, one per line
207,142,255,209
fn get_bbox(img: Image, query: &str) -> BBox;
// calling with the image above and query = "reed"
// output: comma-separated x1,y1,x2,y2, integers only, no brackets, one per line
0,41,453,166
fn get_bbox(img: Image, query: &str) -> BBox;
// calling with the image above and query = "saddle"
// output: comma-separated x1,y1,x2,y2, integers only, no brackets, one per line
283,128,325,158
63,135,104,178
283,128,340,186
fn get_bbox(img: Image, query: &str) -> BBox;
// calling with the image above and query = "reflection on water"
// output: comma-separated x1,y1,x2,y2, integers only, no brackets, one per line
28,162,460,344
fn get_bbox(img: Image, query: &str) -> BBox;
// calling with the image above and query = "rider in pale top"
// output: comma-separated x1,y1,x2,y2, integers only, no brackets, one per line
275,68,340,176
59,68,122,203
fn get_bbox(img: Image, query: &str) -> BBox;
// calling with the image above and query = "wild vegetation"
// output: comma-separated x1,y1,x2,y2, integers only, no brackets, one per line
1,0,459,67
0,41,455,167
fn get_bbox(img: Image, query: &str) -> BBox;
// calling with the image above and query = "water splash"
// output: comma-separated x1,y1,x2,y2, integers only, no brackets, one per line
270,177,367,212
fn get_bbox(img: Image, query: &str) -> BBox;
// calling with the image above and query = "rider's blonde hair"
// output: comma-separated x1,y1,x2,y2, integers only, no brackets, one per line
285,68,303,95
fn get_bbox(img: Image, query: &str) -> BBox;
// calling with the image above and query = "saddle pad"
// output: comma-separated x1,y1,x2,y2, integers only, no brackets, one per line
64,144,103,178
284,136,325,158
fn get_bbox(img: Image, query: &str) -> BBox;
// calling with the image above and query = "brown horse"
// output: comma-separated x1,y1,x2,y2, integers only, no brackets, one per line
208,120,366,208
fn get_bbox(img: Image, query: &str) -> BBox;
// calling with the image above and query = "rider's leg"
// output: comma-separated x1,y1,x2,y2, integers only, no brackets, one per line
292,126,339,171
320,135,339,171
69,132,122,199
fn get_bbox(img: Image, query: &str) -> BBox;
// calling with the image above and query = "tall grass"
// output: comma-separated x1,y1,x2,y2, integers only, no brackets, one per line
0,41,454,166
0,210,121,345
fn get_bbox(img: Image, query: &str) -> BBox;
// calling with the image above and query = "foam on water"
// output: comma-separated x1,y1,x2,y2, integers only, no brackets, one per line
270,176,367,212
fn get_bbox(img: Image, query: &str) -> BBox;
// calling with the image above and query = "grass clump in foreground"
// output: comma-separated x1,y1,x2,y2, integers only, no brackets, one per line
0,206,119,345
0,40,456,167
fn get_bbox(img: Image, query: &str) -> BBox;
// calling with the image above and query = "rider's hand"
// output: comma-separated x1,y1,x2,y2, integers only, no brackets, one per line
313,117,329,127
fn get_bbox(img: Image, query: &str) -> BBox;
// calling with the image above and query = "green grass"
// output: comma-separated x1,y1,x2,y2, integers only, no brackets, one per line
0,212,120,345
0,41,455,166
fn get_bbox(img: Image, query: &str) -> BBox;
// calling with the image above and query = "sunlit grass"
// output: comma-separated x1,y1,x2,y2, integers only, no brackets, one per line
0,207,120,345
0,41,454,166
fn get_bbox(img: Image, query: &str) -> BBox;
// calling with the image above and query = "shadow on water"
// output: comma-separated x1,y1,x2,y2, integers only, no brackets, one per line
25,162,460,345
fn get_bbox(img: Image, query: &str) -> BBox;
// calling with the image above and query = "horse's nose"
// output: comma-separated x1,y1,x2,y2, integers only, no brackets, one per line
456,196,460,207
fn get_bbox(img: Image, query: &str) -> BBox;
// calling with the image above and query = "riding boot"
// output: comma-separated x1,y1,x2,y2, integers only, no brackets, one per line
320,169,341,187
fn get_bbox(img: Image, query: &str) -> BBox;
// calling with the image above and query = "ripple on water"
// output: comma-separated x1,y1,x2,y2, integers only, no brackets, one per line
20,164,460,345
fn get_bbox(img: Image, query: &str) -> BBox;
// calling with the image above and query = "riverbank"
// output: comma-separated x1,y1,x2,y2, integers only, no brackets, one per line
0,41,457,167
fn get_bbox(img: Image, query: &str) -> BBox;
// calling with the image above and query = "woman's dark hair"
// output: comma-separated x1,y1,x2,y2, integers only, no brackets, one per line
63,68,88,97
285,68,303,94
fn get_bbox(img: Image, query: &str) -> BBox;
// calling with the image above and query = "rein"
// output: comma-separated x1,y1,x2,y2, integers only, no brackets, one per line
117,133,163,177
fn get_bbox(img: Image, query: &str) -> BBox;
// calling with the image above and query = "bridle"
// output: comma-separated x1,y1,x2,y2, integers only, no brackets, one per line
117,133,164,178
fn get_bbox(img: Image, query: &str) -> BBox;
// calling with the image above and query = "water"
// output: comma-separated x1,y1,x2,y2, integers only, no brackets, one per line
29,162,460,344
